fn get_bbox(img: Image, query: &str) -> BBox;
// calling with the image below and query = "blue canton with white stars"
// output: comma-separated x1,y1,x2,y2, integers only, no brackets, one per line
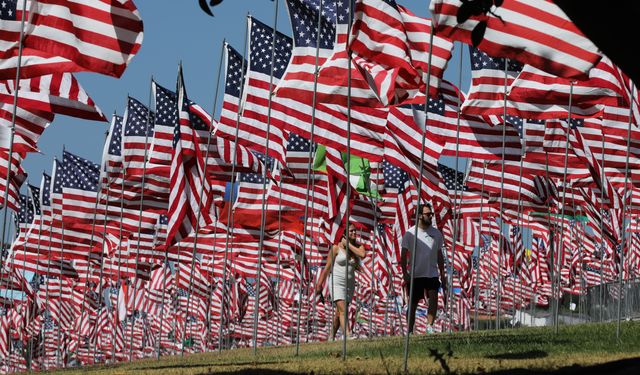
410,96,446,116
42,173,52,206
438,163,467,192
469,46,523,73
287,133,313,152
154,83,178,126
108,116,123,157
382,160,409,191
249,17,292,78
28,184,41,216
286,0,336,49
125,97,154,137
224,44,247,98
52,160,64,194
62,151,100,192
0,0,17,20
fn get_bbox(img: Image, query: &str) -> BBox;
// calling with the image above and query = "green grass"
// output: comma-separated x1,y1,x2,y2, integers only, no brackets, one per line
47,322,640,374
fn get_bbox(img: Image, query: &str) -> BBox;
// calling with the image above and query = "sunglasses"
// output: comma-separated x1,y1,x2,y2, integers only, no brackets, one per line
422,212,434,217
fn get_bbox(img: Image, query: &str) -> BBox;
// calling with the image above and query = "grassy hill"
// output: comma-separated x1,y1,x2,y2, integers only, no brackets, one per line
48,322,640,374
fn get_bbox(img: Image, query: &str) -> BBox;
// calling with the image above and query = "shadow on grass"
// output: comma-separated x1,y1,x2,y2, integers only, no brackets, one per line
486,350,548,360
483,356,640,375
133,360,287,371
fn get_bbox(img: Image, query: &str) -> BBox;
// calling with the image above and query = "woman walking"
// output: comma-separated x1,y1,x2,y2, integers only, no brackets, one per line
315,224,366,340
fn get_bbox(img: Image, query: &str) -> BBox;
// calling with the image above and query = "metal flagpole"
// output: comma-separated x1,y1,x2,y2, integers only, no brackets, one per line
513,120,527,325
616,83,635,339
39,170,57,368
179,38,225,357
402,28,435,374
295,0,324,355
196,43,225,352
598,131,606,322
251,0,281,355
553,82,575,334
272,187,284,346
473,162,487,330
448,43,466,333
155,227,171,359
0,0,27,273
72,134,109,363
27,179,46,370
129,79,159,360
342,1,356,361
218,22,251,352
109,112,133,361
495,58,511,330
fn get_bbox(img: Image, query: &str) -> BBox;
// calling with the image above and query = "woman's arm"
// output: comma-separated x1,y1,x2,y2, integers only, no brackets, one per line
347,241,366,258
315,245,336,293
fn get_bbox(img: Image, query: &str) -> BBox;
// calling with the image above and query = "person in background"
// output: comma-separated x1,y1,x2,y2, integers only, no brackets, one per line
400,203,446,334
315,223,366,339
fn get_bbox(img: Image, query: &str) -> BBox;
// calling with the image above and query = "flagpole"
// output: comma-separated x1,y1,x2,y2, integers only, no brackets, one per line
88,170,113,362
553,82,575,334
155,226,171,359
0,0,27,274
251,0,281,354
402,28,435,374
272,187,284,346
342,1,356,361
198,40,225,353
598,131,606,322
71,134,109,364
218,22,250,352
513,120,527,326
126,78,158,360
39,169,57,368
616,83,634,339
27,179,46,370
179,37,225,356
294,0,324,355
109,111,133,362
448,42,466,334
473,162,487,330
494,55,513,330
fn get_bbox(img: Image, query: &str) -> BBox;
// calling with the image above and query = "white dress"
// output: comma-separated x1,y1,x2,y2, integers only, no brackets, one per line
328,246,357,303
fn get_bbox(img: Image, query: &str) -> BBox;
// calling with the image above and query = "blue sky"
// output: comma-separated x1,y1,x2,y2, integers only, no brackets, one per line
21,0,470,181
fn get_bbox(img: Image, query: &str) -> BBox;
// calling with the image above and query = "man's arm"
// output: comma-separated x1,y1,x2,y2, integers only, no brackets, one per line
437,236,447,292
400,238,410,284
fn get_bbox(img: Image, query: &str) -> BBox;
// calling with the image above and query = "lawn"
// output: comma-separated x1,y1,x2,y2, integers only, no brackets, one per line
48,322,640,374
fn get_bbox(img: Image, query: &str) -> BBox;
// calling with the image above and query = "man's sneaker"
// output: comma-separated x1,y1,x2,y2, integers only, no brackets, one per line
426,325,435,334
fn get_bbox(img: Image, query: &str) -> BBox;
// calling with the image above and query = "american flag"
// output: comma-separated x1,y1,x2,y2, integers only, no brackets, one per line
217,42,246,132
429,0,602,79
217,17,291,168
0,99,52,153
150,81,178,166
274,0,388,162
507,56,624,120
0,149,27,212
122,96,155,174
0,72,106,121
350,0,453,106
461,46,522,122
166,68,213,247
0,0,143,79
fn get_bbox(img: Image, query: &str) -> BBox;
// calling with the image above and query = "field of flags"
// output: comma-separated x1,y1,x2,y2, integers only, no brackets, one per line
0,0,638,372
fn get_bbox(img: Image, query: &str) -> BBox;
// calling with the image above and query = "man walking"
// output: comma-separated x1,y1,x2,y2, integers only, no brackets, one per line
400,203,446,334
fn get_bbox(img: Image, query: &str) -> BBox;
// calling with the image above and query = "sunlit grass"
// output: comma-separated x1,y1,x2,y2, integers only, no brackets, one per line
47,322,640,374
